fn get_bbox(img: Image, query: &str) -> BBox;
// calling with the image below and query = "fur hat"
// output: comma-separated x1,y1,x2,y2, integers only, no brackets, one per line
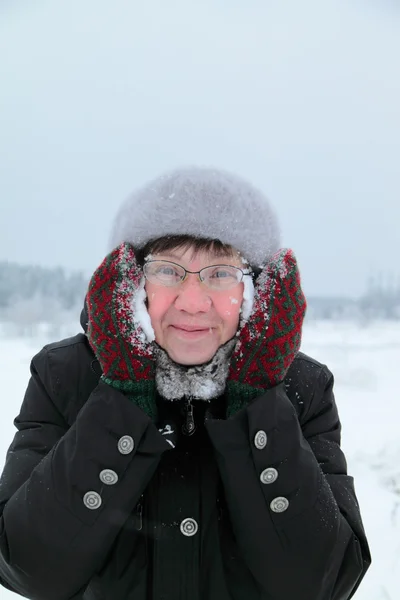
109,166,280,267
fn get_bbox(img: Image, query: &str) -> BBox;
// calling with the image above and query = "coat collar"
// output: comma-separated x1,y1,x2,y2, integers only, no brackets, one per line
154,338,236,401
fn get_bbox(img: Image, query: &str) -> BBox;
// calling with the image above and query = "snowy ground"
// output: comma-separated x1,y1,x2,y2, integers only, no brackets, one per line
1,320,399,600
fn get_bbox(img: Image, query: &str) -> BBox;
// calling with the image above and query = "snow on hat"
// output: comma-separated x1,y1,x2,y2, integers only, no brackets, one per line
109,166,280,267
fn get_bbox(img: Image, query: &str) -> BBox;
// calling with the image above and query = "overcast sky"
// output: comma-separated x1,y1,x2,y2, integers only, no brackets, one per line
0,0,399,297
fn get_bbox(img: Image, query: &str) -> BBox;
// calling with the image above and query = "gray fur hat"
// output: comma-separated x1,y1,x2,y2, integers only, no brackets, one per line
109,166,280,267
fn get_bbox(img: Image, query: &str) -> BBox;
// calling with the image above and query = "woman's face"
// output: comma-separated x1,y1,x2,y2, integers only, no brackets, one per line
145,246,244,365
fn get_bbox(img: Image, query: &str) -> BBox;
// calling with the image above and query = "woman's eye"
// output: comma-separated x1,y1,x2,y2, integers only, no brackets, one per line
158,267,176,276
211,269,235,279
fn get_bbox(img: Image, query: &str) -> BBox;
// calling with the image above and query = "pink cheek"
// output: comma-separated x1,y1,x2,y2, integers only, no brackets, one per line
216,297,241,320
147,289,176,321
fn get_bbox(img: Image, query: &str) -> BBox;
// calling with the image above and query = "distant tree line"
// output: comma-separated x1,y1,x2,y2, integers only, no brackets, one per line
307,271,400,321
0,261,399,338
0,261,88,337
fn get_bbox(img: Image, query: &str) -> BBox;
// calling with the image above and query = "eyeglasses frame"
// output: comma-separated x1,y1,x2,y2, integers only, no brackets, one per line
143,259,253,288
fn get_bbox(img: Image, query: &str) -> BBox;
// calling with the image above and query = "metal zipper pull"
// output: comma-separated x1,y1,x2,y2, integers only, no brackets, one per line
182,398,196,436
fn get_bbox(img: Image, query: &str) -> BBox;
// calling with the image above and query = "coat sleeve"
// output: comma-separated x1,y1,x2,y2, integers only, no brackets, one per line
0,347,170,600
205,366,371,600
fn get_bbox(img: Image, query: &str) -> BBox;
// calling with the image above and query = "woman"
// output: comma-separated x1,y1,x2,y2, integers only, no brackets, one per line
0,167,370,600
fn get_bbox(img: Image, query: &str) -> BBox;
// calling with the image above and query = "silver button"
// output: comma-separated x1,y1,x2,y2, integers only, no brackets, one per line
118,435,134,455
180,518,198,537
254,430,267,450
260,468,278,484
270,497,289,513
99,469,118,485
83,491,102,510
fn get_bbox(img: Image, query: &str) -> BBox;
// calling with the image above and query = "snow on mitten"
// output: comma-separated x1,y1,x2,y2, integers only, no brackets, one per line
86,243,157,419
227,248,306,417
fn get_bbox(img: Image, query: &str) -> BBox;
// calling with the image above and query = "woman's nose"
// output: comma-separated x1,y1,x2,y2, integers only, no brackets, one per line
173,276,212,313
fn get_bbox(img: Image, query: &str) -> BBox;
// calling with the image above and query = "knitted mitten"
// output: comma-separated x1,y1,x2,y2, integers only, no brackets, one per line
86,243,157,419
227,248,306,417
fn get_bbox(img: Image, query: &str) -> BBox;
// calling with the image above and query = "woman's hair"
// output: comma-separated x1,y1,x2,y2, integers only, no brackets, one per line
135,234,238,266
135,234,262,279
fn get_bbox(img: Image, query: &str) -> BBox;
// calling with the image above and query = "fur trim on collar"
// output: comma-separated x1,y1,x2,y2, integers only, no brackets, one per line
154,338,237,401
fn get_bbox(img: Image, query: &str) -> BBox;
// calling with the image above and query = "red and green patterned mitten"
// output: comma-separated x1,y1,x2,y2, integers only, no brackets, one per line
226,248,306,417
86,243,157,419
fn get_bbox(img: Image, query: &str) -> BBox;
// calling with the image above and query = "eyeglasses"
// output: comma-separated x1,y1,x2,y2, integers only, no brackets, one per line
143,260,251,291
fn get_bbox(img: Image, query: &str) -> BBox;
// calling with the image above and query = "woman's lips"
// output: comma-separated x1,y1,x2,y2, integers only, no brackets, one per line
170,325,214,339
172,325,209,332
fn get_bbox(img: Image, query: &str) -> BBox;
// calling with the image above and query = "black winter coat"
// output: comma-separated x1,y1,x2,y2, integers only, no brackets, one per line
0,332,371,600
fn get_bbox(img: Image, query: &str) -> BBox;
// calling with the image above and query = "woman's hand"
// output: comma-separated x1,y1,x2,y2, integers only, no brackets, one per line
86,243,157,417
227,249,306,412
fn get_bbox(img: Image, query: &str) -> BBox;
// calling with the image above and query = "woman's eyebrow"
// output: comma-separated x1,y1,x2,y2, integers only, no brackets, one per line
156,253,185,261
